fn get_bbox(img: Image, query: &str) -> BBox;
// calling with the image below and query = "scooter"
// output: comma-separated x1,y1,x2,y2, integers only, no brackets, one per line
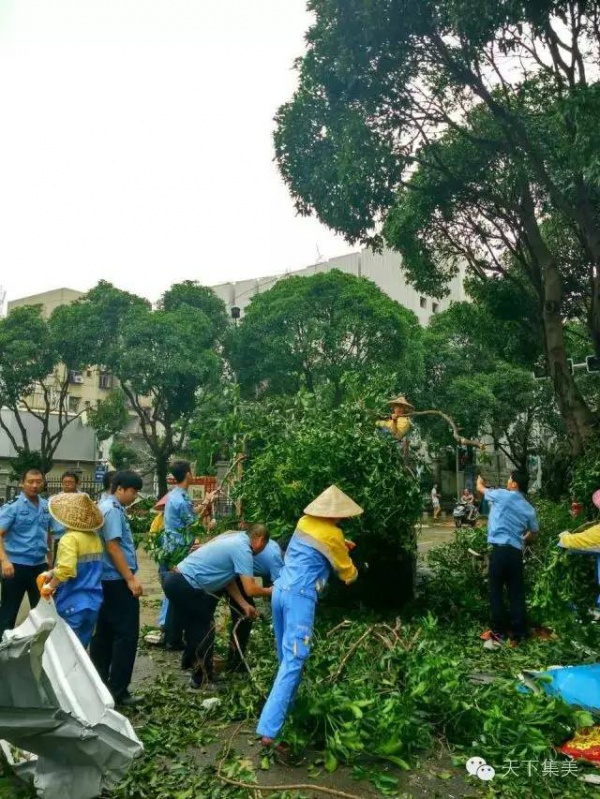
453,501,479,528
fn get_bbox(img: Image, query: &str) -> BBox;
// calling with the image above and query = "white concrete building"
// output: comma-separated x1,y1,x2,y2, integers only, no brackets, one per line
210,247,466,325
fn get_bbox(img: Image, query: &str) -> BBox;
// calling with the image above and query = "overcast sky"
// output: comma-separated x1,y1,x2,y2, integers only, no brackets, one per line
0,0,353,307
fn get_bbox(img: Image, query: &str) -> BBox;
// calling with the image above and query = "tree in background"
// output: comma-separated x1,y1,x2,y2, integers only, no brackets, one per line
76,281,229,494
185,378,238,475
229,270,424,403
274,1,600,453
420,301,563,471
0,304,98,475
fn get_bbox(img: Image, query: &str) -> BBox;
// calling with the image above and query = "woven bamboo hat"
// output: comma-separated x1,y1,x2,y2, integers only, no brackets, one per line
304,485,364,519
49,492,104,532
388,395,415,412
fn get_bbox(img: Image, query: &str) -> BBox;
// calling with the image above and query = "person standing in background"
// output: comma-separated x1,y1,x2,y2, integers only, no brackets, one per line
431,484,441,521
477,472,539,647
52,471,80,562
90,470,144,707
0,469,55,638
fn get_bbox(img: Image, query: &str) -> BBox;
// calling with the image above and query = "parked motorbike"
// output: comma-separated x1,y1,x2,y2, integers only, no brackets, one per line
453,501,479,528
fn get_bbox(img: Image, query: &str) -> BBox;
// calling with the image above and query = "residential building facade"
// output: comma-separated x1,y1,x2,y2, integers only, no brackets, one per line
210,247,467,325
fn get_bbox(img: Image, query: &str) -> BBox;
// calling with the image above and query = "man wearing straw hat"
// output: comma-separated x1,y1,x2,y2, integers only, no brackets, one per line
256,484,362,750
39,493,104,647
376,395,414,442
558,489,600,611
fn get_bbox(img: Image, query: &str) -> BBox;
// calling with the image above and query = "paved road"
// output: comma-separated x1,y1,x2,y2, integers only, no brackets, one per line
417,522,456,554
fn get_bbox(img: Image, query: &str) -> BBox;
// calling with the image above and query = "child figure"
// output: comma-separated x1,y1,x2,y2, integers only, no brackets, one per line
40,492,105,648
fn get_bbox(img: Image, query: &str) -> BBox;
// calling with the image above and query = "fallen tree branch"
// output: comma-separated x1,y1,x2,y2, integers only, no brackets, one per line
329,625,377,682
408,409,484,449
215,723,363,799
326,619,353,638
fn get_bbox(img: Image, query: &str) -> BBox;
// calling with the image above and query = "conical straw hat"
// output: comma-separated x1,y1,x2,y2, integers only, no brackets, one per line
304,485,363,519
49,492,104,532
388,395,414,411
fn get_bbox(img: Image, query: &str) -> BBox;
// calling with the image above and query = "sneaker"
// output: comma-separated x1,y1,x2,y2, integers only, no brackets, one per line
483,638,502,650
165,642,185,652
480,630,504,642
144,631,164,646
259,738,295,765
188,679,223,693
116,693,143,708
481,631,505,650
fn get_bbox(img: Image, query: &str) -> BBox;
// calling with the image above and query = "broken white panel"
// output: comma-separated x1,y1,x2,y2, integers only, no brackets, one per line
0,599,143,799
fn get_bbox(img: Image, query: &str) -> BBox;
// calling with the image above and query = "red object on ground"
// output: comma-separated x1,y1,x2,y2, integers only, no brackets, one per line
571,501,584,518
558,727,600,764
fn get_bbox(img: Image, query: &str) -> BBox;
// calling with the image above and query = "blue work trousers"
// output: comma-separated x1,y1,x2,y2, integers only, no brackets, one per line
256,586,316,740
61,607,99,648
158,562,184,647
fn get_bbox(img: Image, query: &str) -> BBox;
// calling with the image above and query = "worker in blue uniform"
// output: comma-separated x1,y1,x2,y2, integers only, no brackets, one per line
159,460,197,649
227,532,284,671
90,470,144,707
0,468,56,639
163,526,271,690
257,485,362,747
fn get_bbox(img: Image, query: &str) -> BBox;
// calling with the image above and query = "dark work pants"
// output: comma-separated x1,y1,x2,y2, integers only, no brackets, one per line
225,577,256,672
90,580,140,702
489,545,527,640
163,572,219,685
0,563,46,639
159,563,184,648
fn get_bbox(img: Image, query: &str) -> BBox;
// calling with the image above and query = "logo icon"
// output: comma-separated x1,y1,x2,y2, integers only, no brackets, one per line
466,756,496,782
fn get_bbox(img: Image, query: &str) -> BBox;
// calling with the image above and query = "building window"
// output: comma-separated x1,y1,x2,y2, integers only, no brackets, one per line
99,371,113,390
86,369,93,378
68,396,80,413
432,302,439,313
420,297,427,309
68,370,84,384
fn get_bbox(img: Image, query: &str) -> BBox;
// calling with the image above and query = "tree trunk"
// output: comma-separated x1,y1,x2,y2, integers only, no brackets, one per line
590,269,600,360
520,187,597,454
543,261,596,456
155,453,169,497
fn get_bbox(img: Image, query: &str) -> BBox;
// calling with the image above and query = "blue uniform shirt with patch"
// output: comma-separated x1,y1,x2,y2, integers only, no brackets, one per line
177,531,253,593
0,493,52,566
98,496,138,580
163,486,196,553
252,539,284,582
485,488,539,550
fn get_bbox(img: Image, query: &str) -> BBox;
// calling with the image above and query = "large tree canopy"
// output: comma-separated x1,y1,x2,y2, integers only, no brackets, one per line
229,270,423,401
79,282,228,494
275,0,600,453
419,302,558,474
0,303,98,474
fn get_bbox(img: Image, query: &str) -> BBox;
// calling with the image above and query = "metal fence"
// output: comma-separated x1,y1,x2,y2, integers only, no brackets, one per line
213,495,235,519
3,480,103,504
2,483,236,515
